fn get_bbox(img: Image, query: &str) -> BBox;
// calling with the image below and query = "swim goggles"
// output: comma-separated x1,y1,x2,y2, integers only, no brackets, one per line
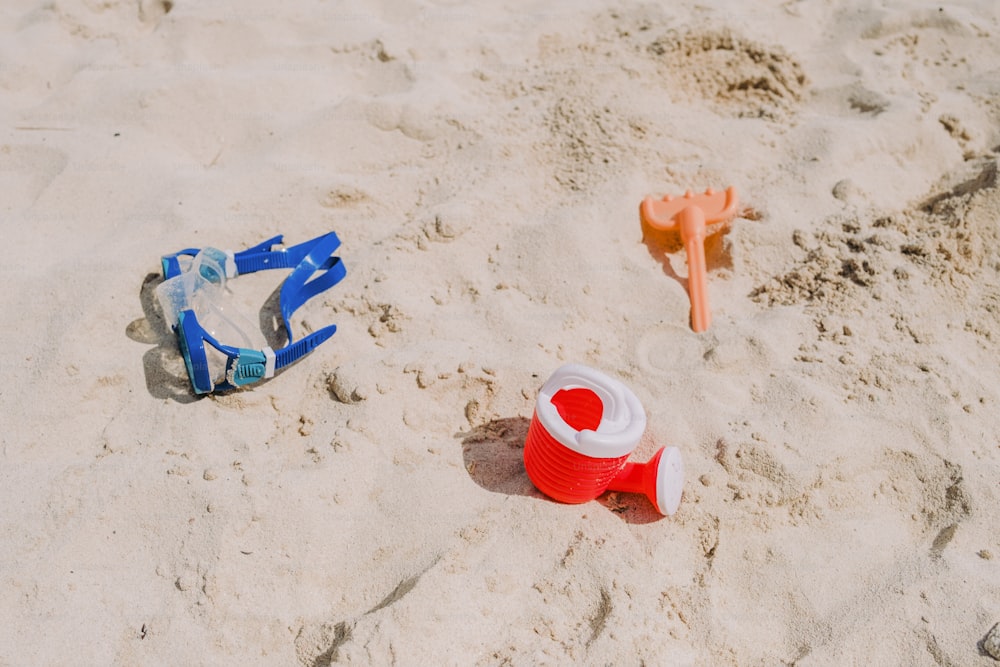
155,232,346,394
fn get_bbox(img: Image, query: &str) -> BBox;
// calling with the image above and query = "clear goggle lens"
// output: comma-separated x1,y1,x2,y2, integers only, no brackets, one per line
155,247,266,350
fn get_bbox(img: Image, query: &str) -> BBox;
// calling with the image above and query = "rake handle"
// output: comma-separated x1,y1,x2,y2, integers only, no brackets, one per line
677,206,710,333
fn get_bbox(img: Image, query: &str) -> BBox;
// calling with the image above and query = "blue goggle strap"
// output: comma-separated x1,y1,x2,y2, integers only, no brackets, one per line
273,232,346,370
160,233,342,279
233,233,342,276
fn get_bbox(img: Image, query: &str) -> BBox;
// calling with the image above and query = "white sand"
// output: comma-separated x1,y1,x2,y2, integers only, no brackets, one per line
2,0,1000,664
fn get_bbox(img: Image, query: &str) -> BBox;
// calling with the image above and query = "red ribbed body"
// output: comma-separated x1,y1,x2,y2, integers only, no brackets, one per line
523,388,630,504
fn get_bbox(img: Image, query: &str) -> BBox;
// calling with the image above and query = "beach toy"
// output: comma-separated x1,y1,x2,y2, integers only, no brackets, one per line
640,186,739,333
523,364,684,515
156,232,346,394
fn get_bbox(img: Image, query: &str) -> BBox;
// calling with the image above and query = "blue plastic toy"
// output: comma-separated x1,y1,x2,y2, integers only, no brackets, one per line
156,232,346,394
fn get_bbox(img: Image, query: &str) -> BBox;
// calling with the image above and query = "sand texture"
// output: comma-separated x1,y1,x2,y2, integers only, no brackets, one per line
2,0,1000,664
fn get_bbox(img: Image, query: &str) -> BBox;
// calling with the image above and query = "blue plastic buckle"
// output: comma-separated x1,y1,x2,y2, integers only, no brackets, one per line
226,349,269,388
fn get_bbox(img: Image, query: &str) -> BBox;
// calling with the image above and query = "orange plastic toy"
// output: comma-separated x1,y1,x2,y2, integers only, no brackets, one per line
640,186,739,333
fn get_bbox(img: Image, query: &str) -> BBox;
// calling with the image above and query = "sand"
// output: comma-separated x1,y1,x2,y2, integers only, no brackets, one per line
2,0,999,664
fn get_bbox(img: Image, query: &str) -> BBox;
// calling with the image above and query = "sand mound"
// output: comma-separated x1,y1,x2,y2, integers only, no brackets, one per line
649,29,807,119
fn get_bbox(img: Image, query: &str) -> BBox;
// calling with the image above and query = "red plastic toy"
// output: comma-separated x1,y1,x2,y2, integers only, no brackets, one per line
523,364,684,515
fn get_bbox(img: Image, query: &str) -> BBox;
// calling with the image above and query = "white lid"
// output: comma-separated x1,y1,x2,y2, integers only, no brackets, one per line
655,447,684,515
535,364,646,459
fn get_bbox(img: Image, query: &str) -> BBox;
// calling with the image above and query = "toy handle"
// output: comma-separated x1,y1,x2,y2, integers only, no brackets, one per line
678,207,710,333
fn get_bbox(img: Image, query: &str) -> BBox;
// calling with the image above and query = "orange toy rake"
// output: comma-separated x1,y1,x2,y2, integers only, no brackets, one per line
640,186,739,333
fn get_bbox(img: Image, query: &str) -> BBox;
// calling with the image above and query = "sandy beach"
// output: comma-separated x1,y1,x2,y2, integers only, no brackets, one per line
1,0,999,664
